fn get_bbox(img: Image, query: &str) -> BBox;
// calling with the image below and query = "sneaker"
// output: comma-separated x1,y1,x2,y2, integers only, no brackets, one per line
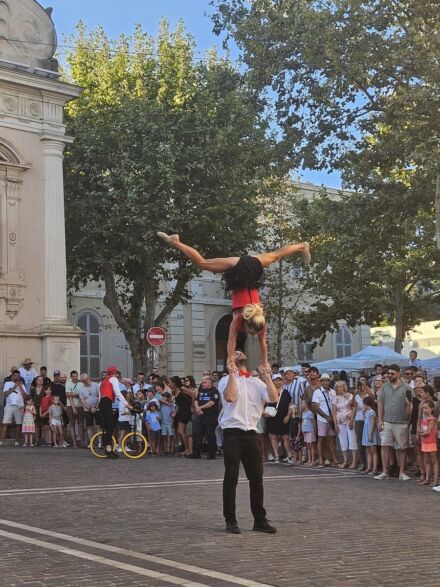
374,472,390,480
399,473,410,481
267,453,274,462
280,458,294,465
62,441,70,448
14,441,20,447
225,521,241,534
115,445,122,453
253,520,277,534
432,485,440,493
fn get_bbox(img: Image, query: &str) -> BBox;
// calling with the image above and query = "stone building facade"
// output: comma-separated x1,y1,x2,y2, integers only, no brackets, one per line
0,0,81,376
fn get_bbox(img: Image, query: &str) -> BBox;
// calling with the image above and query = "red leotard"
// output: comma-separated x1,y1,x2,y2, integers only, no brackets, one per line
231,288,260,310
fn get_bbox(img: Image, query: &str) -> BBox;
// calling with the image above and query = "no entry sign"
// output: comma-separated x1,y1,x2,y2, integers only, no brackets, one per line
146,327,167,347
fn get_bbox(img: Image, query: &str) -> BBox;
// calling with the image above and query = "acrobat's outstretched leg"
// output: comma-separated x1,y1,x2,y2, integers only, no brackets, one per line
255,242,311,267
157,232,239,273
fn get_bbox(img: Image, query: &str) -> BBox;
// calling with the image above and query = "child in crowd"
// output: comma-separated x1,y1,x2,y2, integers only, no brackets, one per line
117,391,131,452
159,391,175,455
301,399,316,465
145,401,162,455
47,396,65,448
22,398,36,447
289,404,304,463
362,396,380,475
39,384,53,446
418,400,438,486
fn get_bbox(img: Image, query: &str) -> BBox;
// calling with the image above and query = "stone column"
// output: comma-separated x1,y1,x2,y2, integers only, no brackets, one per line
41,137,68,323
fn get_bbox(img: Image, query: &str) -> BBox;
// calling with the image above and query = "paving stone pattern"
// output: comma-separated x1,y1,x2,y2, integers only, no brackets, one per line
0,448,439,586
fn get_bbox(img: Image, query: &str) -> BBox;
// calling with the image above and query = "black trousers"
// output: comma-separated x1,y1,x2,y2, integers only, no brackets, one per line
223,428,266,524
193,414,218,457
98,397,114,448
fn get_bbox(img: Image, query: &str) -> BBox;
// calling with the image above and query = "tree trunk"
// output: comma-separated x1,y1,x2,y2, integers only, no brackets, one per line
394,289,404,353
436,172,440,251
276,259,283,365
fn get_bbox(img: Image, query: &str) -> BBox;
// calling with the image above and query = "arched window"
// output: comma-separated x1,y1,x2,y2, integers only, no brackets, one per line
76,312,101,379
335,327,352,358
297,341,315,362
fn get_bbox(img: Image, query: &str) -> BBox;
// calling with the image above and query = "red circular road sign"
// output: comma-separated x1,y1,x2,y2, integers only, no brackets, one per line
146,327,167,347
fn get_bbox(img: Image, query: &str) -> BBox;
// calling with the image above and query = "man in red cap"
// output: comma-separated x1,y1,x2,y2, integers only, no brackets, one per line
99,366,130,458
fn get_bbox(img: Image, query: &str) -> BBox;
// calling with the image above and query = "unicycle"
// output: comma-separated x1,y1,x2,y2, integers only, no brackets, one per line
121,407,148,460
89,431,117,458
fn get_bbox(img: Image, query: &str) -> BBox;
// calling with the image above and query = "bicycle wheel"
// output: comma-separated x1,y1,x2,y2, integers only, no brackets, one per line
89,432,116,458
121,431,148,459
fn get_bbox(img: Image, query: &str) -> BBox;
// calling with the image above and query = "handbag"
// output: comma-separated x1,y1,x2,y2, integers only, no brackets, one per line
263,392,282,418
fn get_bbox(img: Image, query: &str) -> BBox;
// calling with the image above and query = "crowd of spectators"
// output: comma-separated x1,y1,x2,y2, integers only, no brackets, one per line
2,356,440,492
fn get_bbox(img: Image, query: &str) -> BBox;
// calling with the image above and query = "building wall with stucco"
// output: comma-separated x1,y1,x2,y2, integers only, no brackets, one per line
0,0,81,378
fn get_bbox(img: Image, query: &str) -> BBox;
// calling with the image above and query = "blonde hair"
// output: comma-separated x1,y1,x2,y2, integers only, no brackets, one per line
242,304,265,332
334,381,347,395
290,403,299,418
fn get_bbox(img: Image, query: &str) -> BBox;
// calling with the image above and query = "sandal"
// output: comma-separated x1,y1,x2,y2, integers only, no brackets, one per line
338,463,349,469
318,463,325,468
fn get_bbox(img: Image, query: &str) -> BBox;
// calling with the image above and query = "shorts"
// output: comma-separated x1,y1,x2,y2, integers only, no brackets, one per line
50,419,63,427
3,405,23,425
380,422,409,450
317,420,336,437
66,406,85,425
148,430,161,442
118,421,130,431
161,423,175,436
84,411,102,428
304,431,316,444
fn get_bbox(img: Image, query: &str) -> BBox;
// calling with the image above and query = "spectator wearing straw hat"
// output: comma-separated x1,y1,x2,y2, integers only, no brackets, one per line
19,359,38,392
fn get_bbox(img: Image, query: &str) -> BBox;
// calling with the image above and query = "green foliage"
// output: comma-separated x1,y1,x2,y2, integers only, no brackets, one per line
292,187,440,351
63,21,279,368
257,178,307,363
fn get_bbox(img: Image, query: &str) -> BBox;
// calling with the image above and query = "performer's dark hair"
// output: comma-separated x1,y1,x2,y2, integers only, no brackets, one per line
224,255,263,292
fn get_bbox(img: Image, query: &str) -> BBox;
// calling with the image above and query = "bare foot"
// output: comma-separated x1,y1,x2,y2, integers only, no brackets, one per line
302,242,311,265
157,232,180,244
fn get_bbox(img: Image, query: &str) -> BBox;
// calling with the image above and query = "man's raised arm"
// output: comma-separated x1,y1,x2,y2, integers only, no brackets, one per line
223,374,238,403
259,367,277,402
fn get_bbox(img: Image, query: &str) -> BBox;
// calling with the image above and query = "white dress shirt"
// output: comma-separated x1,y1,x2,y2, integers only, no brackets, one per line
218,375,269,432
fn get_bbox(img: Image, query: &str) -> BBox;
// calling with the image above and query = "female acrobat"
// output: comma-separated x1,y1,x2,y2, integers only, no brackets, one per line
157,232,311,370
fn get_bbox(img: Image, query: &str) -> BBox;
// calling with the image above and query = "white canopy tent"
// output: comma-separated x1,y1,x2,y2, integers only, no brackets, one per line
420,356,440,375
282,346,410,374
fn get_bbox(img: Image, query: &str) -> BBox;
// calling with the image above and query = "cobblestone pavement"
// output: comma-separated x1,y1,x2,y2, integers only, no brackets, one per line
0,447,439,586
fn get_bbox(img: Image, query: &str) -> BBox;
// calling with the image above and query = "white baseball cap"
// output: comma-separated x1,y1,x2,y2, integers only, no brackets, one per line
272,374,283,380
